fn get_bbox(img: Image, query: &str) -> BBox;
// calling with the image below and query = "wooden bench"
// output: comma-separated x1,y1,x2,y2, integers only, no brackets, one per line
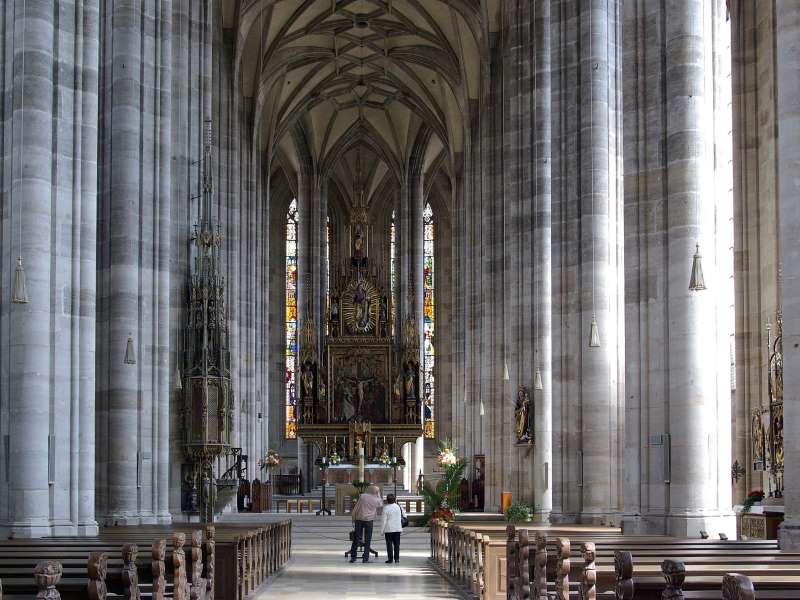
0,521,291,600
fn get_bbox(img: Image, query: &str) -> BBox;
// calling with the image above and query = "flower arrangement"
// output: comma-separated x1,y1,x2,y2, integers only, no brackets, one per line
437,438,458,467
742,489,765,513
258,449,281,471
421,439,466,526
327,451,341,466
376,451,392,466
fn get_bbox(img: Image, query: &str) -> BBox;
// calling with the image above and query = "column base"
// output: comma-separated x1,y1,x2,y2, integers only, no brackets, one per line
156,511,173,525
779,522,800,550
531,510,551,525
578,511,623,528
4,519,52,539
77,521,100,536
666,513,737,539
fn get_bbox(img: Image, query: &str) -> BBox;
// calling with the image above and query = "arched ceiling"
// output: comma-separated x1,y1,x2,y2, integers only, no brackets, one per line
224,0,500,185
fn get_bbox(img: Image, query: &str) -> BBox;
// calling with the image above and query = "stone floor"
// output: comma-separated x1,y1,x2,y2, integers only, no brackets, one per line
218,513,462,599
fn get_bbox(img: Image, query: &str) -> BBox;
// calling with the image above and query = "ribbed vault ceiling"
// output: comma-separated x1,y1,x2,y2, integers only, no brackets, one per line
224,0,499,191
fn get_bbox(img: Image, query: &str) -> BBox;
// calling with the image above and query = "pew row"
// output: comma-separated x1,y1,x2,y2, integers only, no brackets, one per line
0,521,291,600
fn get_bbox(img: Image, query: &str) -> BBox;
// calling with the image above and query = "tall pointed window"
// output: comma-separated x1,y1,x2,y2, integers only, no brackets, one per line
423,203,435,438
390,210,397,336
285,199,299,439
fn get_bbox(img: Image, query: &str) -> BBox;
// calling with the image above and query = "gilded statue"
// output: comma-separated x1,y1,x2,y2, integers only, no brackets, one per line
515,386,531,444
752,411,765,468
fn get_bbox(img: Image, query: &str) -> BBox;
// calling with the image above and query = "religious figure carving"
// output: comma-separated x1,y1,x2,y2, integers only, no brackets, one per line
661,560,686,600
172,532,189,600
204,526,216,600
329,296,340,337
752,410,765,469
88,552,108,600
122,544,140,600
151,539,167,600
190,530,205,600
515,386,532,444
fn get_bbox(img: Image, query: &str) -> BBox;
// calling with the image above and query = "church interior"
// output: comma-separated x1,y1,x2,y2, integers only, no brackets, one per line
0,0,799,598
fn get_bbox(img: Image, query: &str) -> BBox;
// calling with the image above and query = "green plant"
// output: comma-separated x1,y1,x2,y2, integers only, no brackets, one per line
505,502,534,524
420,458,466,526
742,489,764,513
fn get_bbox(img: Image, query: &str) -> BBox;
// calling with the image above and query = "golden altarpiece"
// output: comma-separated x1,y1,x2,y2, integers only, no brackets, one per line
296,199,423,469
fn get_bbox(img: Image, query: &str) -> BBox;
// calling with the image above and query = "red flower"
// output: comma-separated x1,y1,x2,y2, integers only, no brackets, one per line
747,490,764,500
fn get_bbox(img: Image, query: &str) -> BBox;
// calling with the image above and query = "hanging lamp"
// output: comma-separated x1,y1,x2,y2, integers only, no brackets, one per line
11,0,30,304
587,9,600,348
589,315,601,348
124,333,136,365
534,367,543,391
11,256,29,304
174,367,183,390
689,243,706,291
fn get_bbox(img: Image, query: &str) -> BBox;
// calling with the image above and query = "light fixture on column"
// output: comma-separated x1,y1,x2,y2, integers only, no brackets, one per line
11,256,29,304
689,243,706,291
479,400,485,416
124,333,136,365
11,0,30,304
587,13,600,348
173,368,183,390
534,367,543,391
503,360,510,381
589,315,601,348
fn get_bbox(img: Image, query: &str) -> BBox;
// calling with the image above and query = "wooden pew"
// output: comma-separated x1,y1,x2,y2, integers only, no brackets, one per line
0,521,291,600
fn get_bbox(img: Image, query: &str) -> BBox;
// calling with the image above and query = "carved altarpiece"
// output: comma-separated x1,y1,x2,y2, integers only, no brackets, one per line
296,194,423,458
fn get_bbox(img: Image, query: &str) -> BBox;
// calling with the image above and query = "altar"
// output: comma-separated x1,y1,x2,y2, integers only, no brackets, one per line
294,195,424,471
325,464,397,485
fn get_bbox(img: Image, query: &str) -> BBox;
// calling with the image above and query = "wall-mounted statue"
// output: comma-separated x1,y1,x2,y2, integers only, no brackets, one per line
515,386,532,444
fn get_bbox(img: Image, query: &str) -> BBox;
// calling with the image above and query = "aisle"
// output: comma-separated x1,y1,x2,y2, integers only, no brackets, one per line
219,513,462,599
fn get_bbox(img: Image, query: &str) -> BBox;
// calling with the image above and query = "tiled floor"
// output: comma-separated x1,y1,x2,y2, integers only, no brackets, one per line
220,513,463,599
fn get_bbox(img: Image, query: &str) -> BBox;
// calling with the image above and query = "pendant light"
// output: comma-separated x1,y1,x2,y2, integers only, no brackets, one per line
174,368,183,390
688,244,706,291
532,0,544,389
11,256,29,304
589,315,601,348
587,6,600,348
124,333,137,365
534,367,543,391
689,5,707,293
11,0,30,304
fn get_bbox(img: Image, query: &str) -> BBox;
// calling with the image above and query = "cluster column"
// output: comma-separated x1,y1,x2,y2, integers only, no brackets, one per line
777,2,800,552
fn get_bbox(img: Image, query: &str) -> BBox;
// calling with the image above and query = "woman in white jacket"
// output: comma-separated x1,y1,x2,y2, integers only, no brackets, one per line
381,493,404,563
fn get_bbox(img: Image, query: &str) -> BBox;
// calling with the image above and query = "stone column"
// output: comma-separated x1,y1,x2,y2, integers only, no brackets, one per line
777,0,800,552
663,0,733,537
6,0,56,538
105,0,144,524
579,0,621,523
532,0,553,525
77,0,101,535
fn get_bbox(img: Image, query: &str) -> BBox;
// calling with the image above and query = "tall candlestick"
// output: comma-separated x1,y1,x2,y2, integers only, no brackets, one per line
358,442,365,483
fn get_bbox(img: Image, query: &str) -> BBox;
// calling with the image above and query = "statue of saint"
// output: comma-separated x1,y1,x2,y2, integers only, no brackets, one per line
302,362,314,399
515,387,531,443
353,283,371,330
404,364,416,400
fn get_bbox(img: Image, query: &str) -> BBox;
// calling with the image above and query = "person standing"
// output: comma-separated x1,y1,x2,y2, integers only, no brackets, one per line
381,493,403,563
349,485,383,563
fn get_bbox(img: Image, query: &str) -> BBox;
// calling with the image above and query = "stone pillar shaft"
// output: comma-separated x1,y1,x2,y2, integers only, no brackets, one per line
579,0,620,521
532,0,553,524
777,0,800,551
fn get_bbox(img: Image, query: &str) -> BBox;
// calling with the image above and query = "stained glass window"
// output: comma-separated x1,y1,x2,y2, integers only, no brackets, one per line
423,203,435,438
286,199,298,439
390,210,397,336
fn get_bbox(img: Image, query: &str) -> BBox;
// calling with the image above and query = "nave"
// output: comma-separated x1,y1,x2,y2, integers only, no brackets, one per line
228,514,462,600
